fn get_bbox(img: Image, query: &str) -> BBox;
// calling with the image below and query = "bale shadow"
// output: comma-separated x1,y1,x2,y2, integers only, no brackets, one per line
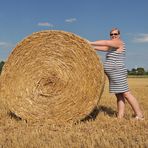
81,105,117,122
8,111,22,121
8,106,117,124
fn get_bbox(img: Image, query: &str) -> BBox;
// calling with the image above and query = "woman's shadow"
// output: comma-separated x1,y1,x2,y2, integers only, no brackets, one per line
81,105,117,122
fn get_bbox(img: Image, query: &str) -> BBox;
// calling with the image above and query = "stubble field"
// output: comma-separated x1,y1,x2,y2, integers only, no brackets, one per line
0,78,148,148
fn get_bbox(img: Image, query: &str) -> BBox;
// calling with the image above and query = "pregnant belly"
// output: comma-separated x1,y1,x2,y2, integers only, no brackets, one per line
104,60,125,70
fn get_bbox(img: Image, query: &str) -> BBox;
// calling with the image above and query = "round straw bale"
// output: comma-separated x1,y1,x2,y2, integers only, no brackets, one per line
0,30,105,123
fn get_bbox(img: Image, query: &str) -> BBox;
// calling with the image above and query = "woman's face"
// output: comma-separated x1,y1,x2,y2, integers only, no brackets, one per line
110,30,120,40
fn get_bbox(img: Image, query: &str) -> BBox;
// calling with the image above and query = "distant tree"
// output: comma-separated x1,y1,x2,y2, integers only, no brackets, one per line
128,67,147,75
0,61,5,74
127,69,130,74
129,68,137,75
137,67,145,75
145,71,148,75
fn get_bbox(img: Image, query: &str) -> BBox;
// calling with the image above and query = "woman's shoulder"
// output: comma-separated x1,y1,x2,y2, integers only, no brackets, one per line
118,39,125,47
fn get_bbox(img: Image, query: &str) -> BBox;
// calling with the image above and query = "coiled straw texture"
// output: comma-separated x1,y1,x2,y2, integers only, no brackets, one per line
0,30,105,124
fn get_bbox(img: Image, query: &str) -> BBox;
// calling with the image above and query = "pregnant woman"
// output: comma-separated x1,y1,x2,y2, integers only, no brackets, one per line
89,28,144,120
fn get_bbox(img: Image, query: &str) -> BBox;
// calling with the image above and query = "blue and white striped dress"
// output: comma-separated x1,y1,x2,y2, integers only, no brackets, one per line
104,44,129,94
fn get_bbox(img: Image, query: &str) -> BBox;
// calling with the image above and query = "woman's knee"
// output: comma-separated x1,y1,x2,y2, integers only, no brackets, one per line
123,91,131,98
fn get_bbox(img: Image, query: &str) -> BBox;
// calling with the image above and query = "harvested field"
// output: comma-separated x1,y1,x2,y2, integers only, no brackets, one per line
0,78,147,148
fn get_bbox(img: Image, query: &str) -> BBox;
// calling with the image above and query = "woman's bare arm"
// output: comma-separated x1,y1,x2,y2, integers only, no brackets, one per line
93,45,110,51
89,39,122,49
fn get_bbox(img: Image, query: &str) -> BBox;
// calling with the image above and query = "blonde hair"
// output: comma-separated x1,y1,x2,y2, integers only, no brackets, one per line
110,28,120,35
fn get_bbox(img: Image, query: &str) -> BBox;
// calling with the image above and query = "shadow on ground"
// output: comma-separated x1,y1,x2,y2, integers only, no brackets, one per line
81,105,117,122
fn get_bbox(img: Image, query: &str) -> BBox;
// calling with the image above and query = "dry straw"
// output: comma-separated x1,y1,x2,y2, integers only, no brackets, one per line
0,30,105,124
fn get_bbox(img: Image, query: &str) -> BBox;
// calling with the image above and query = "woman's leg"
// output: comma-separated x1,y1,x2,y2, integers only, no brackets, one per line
123,91,143,118
115,93,125,118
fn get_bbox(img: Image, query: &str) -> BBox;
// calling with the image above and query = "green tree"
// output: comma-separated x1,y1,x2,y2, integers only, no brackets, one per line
0,61,5,74
129,68,137,75
145,70,148,75
137,67,145,75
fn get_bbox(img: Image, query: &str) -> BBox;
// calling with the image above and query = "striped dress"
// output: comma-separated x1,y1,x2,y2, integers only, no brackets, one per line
104,44,129,94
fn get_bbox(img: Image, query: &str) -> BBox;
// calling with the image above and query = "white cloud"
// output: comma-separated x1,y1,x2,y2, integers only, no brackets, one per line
65,18,77,23
0,42,15,50
133,33,148,43
0,42,7,46
38,22,54,27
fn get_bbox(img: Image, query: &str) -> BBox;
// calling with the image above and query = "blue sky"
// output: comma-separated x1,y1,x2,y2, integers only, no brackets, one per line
0,0,148,70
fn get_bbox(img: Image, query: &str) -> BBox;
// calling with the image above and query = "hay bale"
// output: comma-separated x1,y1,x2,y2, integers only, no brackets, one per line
0,30,105,123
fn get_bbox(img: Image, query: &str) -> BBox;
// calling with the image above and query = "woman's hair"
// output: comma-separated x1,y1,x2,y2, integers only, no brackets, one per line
110,28,120,35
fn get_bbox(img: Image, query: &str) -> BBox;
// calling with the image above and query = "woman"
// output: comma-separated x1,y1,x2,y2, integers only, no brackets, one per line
89,28,144,120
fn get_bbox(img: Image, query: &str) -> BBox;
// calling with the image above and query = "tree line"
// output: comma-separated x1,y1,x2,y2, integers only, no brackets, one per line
128,67,148,75
0,61,148,75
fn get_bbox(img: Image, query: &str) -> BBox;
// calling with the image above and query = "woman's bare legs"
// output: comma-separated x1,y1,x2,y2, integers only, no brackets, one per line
123,91,143,118
115,91,143,119
115,93,125,118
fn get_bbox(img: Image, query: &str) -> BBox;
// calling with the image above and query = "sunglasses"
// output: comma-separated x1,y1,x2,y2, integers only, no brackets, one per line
110,33,119,36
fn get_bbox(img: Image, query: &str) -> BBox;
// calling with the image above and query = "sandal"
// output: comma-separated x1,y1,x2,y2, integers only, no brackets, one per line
135,116,144,120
